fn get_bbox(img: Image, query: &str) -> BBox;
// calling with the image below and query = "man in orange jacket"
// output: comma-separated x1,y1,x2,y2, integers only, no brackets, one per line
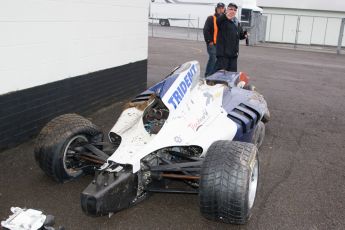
203,2,225,77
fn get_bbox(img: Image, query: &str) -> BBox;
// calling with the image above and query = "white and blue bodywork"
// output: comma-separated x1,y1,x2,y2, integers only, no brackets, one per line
81,60,269,216
106,61,268,172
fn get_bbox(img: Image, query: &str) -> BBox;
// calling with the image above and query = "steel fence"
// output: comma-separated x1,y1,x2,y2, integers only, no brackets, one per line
148,16,260,46
149,15,345,55
149,17,204,42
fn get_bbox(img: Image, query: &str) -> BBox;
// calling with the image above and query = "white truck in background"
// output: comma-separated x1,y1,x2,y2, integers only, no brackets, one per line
149,0,263,28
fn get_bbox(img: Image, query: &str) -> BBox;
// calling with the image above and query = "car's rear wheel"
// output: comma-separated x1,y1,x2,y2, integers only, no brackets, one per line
199,141,259,224
34,113,103,182
262,109,270,123
252,121,265,149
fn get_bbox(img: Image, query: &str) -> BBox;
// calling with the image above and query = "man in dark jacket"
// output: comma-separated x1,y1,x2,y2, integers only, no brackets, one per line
215,3,248,72
203,2,225,77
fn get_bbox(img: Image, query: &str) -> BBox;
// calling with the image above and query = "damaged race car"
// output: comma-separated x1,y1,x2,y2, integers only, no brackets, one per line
34,61,270,225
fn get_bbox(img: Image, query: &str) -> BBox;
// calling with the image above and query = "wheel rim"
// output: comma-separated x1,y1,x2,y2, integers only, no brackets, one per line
248,155,259,210
63,135,88,176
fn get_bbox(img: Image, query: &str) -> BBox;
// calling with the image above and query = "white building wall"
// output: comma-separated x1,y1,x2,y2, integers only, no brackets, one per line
258,0,345,13
0,0,148,94
263,8,345,46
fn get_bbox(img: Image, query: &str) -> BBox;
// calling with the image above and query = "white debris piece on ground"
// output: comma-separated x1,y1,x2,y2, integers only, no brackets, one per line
1,207,46,230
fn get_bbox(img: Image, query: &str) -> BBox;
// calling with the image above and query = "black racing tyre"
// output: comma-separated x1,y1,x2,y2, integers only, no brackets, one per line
262,109,270,123
252,121,265,149
199,141,259,224
34,113,103,182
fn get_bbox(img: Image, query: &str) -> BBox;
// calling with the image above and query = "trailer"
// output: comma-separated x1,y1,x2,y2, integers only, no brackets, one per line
149,0,263,29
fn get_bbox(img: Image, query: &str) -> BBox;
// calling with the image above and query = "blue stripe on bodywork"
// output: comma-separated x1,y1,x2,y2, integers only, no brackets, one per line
147,74,179,98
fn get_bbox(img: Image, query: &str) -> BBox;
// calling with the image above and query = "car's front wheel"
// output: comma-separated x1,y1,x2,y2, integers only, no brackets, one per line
34,113,103,182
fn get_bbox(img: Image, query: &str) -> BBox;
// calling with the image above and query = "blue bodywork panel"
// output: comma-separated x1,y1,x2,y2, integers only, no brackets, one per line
207,71,268,143
131,74,178,102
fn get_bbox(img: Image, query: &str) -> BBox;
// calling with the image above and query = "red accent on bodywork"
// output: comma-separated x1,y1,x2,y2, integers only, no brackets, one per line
239,72,250,85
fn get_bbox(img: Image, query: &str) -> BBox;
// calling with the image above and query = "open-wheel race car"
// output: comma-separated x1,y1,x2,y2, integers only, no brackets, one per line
34,61,270,225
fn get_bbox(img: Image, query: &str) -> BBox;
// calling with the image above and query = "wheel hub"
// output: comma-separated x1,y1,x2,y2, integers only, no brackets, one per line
63,135,88,176
248,156,258,210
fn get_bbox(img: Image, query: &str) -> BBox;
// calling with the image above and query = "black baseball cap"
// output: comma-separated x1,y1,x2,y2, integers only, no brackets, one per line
216,2,225,8
228,3,238,9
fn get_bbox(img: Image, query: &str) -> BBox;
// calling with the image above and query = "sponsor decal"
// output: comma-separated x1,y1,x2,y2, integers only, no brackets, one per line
188,109,209,131
203,92,213,105
174,136,182,143
214,91,222,98
167,65,196,109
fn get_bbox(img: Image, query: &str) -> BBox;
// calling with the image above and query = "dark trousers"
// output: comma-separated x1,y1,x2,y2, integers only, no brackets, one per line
215,56,238,72
205,44,217,77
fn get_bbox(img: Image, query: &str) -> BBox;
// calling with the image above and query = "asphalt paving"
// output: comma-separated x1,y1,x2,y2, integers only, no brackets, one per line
1,37,345,230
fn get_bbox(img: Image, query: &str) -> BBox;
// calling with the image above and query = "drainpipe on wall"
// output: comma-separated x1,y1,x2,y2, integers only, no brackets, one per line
337,18,345,55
